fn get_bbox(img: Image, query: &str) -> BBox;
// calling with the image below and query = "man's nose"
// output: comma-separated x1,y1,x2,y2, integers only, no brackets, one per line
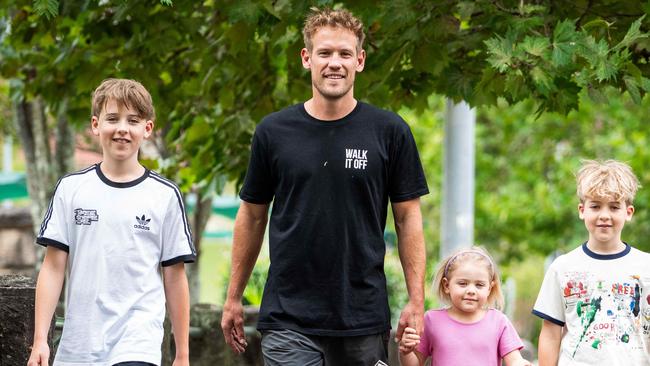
328,55,342,68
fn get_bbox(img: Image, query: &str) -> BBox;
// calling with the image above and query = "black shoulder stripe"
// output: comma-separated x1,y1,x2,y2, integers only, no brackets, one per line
36,237,70,253
161,254,197,267
38,164,97,237
531,310,565,327
148,172,196,255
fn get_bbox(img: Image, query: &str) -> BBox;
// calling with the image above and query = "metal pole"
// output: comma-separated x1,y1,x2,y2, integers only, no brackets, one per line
441,99,475,258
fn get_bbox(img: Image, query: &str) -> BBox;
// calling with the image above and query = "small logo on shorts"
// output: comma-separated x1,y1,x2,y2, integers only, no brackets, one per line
74,208,99,225
374,361,388,366
134,214,151,230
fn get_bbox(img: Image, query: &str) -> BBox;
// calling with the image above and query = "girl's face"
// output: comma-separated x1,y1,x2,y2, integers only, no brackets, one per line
443,260,493,317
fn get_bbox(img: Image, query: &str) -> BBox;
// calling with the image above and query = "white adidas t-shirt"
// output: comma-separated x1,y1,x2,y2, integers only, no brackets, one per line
533,243,650,365
37,164,196,366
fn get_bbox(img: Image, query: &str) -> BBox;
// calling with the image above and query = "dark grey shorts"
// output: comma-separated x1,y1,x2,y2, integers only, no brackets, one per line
112,362,156,366
261,328,389,366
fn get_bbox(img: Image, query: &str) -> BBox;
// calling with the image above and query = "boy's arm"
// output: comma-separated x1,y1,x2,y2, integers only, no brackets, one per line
538,320,563,366
391,198,426,340
221,201,269,354
162,263,190,366
27,246,68,366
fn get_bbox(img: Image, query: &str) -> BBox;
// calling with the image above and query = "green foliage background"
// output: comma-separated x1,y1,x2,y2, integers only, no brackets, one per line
5,0,650,345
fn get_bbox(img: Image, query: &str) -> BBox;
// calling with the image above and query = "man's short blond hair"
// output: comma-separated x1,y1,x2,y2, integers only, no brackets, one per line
576,159,640,204
302,7,365,52
92,78,155,121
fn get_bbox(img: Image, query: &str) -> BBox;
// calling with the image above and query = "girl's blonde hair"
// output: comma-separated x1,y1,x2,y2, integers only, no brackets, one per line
433,246,504,310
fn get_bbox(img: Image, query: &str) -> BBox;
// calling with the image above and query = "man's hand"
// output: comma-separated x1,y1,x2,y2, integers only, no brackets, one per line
395,300,424,343
26,342,49,366
221,298,248,354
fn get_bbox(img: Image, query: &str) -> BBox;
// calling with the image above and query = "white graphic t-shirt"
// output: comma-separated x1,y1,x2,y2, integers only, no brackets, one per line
533,243,650,365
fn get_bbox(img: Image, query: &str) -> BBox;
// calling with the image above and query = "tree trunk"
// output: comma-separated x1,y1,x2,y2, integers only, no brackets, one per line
187,192,213,304
14,97,75,238
14,96,75,278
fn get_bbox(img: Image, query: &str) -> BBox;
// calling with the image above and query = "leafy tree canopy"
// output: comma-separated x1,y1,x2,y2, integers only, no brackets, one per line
3,1,650,239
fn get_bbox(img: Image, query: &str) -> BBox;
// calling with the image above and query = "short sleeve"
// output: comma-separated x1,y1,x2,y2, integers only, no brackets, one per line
36,178,70,252
239,126,274,204
160,189,196,266
497,312,524,358
388,120,429,202
532,260,566,326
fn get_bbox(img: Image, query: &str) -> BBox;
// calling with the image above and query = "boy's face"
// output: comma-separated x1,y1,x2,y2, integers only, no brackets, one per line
300,26,365,101
579,196,634,248
91,98,153,164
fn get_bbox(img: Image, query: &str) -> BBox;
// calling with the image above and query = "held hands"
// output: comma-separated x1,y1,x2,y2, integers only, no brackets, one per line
398,327,420,355
395,300,424,343
26,342,49,366
220,298,248,354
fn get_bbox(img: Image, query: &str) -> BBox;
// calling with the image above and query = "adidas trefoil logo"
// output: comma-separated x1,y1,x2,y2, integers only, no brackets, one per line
134,214,151,231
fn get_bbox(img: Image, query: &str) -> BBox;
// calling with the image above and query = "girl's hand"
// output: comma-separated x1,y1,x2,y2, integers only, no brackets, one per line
398,327,420,354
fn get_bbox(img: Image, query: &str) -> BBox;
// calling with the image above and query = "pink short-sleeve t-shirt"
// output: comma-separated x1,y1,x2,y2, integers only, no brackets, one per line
416,308,523,366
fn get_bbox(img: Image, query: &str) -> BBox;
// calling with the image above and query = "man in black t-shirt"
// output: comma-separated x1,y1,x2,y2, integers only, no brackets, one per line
221,7,429,364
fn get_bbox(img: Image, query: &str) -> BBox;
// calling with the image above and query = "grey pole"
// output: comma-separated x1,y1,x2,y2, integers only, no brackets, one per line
441,99,475,258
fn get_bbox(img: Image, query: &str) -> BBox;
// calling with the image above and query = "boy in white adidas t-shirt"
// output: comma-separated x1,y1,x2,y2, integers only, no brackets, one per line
27,79,195,366
533,160,650,365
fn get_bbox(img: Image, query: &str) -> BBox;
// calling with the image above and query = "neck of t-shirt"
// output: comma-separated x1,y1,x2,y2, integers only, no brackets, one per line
99,160,146,183
305,96,358,121
585,239,627,255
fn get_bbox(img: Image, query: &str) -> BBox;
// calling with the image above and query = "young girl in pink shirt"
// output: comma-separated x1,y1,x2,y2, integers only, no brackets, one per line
399,247,533,366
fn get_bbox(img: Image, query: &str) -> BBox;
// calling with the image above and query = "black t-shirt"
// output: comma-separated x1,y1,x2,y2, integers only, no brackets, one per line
240,101,429,336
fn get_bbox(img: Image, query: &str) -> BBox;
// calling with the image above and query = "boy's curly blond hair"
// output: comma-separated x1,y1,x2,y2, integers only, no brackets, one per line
576,160,640,205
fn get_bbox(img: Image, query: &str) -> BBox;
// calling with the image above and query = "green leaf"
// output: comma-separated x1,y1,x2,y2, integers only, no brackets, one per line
624,76,641,104
485,35,514,73
521,36,550,57
186,117,210,144
615,15,648,51
33,0,58,18
554,19,576,43
531,67,555,96
551,20,577,67
581,19,612,32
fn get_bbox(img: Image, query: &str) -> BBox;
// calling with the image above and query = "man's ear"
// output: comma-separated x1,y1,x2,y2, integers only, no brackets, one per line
356,49,366,72
301,48,311,69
